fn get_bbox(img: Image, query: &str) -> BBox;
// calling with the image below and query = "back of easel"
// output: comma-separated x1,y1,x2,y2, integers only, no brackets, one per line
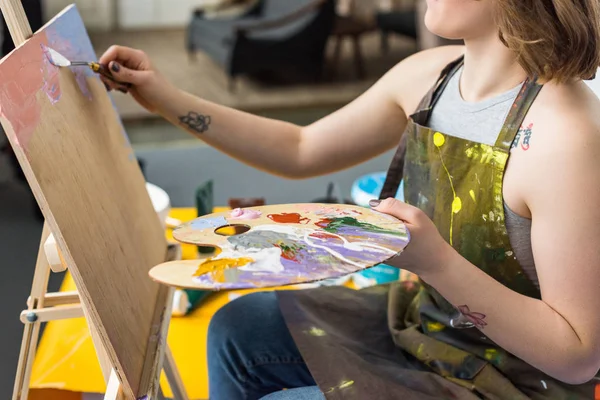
0,5,168,397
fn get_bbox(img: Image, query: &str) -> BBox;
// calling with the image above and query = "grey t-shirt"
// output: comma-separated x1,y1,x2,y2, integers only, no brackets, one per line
428,66,538,287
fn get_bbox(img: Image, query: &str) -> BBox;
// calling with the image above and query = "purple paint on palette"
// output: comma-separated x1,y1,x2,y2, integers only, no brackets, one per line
190,216,228,230
192,219,408,290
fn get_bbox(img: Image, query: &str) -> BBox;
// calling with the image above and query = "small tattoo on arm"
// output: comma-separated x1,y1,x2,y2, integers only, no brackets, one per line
510,123,533,151
450,305,487,329
179,111,211,134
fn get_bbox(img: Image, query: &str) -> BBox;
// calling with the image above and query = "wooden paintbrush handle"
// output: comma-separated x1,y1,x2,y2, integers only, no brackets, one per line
89,62,132,89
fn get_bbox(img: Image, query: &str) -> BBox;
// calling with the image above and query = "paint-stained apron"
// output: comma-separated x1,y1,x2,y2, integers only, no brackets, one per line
277,57,599,399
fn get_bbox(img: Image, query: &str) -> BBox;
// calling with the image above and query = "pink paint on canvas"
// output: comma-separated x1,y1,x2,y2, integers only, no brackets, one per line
0,32,50,150
0,6,100,152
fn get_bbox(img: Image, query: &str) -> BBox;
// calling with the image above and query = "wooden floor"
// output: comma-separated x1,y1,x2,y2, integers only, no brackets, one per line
90,28,417,121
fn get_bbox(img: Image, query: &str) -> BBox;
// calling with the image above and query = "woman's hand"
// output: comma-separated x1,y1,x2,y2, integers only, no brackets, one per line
369,197,455,279
98,45,173,113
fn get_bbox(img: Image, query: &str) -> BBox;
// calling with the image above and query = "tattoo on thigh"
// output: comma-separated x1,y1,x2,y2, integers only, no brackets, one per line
179,111,211,134
510,123,533,151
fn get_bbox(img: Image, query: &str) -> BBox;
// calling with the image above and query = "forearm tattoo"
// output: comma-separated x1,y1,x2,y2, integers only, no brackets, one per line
179,111,211,134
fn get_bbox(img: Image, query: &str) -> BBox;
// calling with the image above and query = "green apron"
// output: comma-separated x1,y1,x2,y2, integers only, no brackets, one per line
277,57,599,399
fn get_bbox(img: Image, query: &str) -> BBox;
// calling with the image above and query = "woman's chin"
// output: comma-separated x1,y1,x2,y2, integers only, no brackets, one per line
426,24,464,41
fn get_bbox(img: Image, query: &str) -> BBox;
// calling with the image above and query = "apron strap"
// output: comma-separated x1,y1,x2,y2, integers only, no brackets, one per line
493,76,543,150
379,56,465,200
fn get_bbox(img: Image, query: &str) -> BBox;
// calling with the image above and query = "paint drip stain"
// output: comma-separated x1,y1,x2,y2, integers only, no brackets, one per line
426,322,445,332
484,348,501,365
267,212,310,224
306,327,327,337
194,257,254,277
325,380,355,393
452,197,462,214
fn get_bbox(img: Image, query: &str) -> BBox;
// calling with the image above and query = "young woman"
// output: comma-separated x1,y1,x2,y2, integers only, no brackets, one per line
100,0,600,398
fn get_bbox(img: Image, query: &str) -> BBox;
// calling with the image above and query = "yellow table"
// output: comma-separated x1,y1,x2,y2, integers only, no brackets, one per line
28,207,301,400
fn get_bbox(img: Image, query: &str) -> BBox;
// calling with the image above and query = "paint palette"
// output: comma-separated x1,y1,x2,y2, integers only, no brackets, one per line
149,204,410,290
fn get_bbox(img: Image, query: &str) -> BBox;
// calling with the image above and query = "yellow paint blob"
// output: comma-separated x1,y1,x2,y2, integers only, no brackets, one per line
339,380,355,389
427,322,445,332
433,132,445,147
194,257,254,277
469,190,476,202
307,327,327,337
452,197,462,214
484,348,500,362
325,380,355,393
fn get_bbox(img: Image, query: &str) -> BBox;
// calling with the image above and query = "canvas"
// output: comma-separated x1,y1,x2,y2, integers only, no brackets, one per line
150,203,410,290
0,5,169,397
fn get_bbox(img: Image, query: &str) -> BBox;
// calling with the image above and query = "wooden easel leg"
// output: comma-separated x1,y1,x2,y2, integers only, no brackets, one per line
80,294,127,400
164,345,188,400
88,289,188,400
104,369,126,400
12,223,51,400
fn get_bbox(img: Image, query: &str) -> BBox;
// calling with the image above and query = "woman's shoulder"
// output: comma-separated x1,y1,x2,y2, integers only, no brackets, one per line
383,45,465,116
507,79,600,220
530,80,600,150
516,79,600,204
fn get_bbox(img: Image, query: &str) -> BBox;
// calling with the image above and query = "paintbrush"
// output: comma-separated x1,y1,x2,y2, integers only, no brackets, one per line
45,47,132,89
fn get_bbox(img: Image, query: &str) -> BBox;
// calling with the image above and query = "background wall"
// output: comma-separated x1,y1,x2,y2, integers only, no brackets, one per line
44,0,212,31
117,0,204,29
44,0,115,31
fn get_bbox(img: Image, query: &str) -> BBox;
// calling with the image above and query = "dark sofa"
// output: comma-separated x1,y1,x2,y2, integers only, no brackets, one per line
187,0,336,86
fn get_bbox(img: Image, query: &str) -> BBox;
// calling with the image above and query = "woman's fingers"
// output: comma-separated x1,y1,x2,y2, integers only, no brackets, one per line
100,76,130,94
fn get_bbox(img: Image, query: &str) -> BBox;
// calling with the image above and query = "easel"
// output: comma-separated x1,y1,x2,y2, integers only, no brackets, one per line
0,0,190,398
12,226,187,400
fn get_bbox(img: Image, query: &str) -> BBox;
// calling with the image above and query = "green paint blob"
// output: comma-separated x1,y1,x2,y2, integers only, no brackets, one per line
323,217,404,236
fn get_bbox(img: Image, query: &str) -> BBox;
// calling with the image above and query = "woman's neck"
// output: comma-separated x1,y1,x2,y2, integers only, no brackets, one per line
460,34,528,102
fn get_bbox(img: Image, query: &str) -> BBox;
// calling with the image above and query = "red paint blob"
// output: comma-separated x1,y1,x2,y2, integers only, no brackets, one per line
267,213,310,224
309,232,338,240
274,244,299,261
314,218,333,229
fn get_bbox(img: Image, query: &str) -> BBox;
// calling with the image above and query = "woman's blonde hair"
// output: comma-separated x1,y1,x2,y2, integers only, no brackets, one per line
495,0,600,82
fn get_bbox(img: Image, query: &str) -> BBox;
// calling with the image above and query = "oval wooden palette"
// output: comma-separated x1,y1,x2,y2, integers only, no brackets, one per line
149,203,410,290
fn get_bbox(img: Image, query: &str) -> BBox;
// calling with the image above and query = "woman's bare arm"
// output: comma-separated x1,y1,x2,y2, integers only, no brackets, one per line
100,45,464,179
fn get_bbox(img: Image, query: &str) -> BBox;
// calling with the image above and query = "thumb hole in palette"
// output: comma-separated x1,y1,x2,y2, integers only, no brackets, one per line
214,224,251,236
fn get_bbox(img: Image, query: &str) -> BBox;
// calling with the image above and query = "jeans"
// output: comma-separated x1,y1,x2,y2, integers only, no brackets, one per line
207,291,325,400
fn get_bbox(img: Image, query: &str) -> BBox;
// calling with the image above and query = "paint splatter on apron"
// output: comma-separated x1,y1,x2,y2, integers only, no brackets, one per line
277,57,599,399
